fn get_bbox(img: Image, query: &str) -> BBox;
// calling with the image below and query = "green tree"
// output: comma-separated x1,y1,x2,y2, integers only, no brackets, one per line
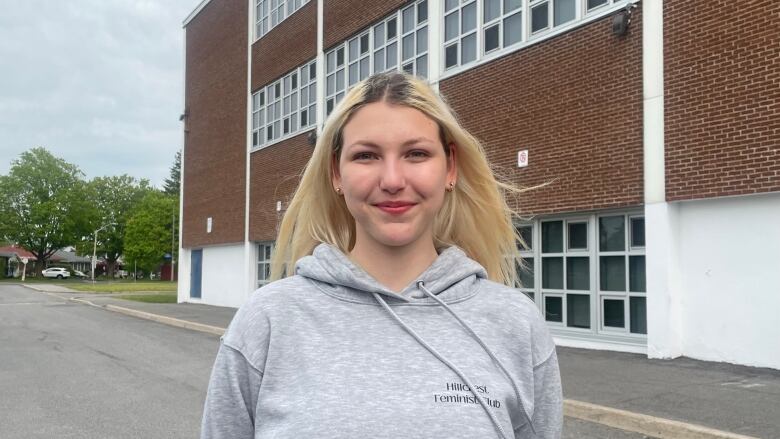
124,191,178,273
163,150,181,196
78,175,152,277
0,148,96,275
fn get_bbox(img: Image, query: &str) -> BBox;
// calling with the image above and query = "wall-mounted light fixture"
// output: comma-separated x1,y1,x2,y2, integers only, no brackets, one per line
612,5,635,37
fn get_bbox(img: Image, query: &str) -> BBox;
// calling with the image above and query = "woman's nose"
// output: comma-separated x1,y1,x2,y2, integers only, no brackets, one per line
378,159,406,193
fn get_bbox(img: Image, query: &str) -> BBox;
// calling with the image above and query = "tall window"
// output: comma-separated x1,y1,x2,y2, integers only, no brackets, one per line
325,0,429,116
255,0,311,40
516,212,646,341
444,0,629,70
257,243,274,288
252,60,317,150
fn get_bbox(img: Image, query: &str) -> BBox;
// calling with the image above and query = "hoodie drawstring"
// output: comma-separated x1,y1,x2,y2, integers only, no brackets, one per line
371,282,536,438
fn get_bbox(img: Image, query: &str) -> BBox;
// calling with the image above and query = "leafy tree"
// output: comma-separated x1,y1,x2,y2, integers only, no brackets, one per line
77,175,152,277
124,191,178,273
163,150,181,196
0,148,96,275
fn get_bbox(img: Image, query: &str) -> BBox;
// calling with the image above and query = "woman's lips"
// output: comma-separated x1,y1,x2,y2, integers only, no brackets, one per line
375,202,415,215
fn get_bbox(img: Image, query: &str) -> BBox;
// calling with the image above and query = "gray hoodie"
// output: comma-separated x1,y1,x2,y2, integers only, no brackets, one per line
201,244,562,438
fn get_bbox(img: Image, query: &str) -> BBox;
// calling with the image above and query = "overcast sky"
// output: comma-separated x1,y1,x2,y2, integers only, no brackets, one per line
0,0,198,187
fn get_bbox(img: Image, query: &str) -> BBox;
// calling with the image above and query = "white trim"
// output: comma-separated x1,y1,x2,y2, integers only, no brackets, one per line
553,336,648,355
183,0,213,27
433,0,638,86
177,27,187,303
427,0,443,91
245,0,255,300
316,0,325,135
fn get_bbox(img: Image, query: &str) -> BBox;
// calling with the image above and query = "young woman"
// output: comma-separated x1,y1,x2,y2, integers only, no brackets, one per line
201,72,562,438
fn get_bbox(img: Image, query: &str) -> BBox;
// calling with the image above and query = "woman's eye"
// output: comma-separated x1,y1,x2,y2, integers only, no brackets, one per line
407,150,429,159
353,152,375,161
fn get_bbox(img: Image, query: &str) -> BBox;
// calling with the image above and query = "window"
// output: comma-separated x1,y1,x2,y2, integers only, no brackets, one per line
519,212,646,342
444,0,630,70
326,0,429,116
252,60,316,150
257,243,274,288
255,0,311,40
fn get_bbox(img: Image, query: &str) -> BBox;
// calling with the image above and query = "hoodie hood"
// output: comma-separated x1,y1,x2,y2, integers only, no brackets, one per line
295,243,487,305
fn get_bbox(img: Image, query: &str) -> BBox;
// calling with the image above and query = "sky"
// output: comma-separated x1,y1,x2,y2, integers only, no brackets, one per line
0,0,198,188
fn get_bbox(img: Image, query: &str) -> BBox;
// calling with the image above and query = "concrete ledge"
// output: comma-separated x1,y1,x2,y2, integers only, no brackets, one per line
69,297,225,336
564,399,759,439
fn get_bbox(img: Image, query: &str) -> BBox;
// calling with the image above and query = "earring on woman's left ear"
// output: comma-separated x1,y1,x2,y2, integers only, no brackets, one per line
335,187,343,195
446,182,455,192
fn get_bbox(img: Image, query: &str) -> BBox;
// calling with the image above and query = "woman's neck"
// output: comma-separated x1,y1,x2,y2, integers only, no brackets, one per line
349,238,439,293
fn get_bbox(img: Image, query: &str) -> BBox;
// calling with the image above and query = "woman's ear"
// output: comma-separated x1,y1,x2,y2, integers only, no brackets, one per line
447,142,458,183
331,153,342,192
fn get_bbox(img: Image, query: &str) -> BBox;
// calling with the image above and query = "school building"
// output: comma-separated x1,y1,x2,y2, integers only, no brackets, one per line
178,0,780,369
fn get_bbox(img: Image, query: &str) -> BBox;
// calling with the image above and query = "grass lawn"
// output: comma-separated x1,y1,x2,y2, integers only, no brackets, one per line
65,281,178,293
116,293,177,303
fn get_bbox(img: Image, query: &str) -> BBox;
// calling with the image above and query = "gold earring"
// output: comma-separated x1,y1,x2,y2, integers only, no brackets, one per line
335,187,343,195
446,182,455,192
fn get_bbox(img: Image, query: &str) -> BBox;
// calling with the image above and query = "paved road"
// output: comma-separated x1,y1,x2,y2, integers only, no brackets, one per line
0,284,219,439
1,284,650,438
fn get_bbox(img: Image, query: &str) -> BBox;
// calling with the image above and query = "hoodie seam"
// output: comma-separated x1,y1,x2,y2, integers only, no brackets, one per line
222,339,266,376
307,277,483,306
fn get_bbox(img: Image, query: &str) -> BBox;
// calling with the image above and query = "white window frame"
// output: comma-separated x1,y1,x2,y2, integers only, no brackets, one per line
325,0,429,117
257,242,274,288
252,59,317,151
255,0,311,41
441,0,636,77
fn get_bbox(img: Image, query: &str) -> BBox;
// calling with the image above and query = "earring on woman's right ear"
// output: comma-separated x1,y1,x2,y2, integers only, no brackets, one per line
335,187,343,195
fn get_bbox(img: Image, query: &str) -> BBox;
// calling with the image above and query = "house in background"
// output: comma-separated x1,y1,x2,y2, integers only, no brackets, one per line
178,0,780,369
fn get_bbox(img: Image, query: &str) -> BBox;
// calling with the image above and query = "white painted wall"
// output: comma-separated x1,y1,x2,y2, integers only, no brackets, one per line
675,193,780,369
179,244,247,308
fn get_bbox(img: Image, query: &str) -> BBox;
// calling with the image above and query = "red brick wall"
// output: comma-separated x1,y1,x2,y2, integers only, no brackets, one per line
664,0,780,201
249,133,314,241
182,0,247,248
251,1,317,91
440,9,644,216
324,0,407,50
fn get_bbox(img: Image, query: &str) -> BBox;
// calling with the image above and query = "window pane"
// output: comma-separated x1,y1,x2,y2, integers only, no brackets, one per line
309,63,316,80
542,221,563,253
402,62,414,74
326,99,333,115
566,257,589,290
542,257,563,290
445,12,459,41
326,74,334,95
374,49,386,71
518,258,534,288
545,296,563,322
300,110,307,126
360,34,369,54
417,0,428,23
403,34,415,60
525,292,535,301
416,55,428,78
348,63,358,85
416,27,427,54
531,2,549,33
504,11,523,46
374,22,385,47
567,294,590,329
445,0,459,12
630,297,647,334
387,18,397,39
568,222,587,250
600,256,626,291
604,299,625,328
517,225,533,251
504,0,521,12
484,0,500,23
336,69,344,90
445,43,458,68
337,47,345,65
462,2,477,33
349,38,359,60
599,216,625,251
631,217,645,247
387,42,398,68
461,33,477,64
360,57,370,79
484,25,499,52
587,0,608,10
553,0,576,26
403,6,415,33
629,256,646,293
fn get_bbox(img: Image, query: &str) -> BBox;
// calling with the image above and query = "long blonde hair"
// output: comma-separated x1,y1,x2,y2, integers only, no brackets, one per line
271,72,524,287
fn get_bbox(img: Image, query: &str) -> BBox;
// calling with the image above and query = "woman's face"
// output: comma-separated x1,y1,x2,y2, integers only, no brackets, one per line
333,101,457,252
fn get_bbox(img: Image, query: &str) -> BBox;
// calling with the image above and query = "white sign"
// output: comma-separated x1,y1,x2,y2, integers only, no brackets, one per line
206,217,213,233
517,150,529,168
21,257,28,265
276,201,282,212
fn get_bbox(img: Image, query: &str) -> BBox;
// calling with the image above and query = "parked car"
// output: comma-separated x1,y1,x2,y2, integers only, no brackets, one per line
73,270,88,278
41,267,70,279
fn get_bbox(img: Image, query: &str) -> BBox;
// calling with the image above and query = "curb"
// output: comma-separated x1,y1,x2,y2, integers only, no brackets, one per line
69,297,225,336
564,399,759,439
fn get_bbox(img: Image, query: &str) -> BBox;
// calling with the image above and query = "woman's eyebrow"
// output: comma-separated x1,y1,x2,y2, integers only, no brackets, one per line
346,137,436,150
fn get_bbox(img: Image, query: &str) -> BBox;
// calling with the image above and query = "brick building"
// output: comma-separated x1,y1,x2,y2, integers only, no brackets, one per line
179,0,780,369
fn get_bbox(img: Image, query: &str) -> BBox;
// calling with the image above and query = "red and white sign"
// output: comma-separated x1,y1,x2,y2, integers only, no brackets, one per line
517,150,529,168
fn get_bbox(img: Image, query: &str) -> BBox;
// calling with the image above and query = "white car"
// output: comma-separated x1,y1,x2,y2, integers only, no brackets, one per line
42,267,71,279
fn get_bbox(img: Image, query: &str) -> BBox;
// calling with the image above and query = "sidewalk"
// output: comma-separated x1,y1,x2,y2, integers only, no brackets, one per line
24,284,779,439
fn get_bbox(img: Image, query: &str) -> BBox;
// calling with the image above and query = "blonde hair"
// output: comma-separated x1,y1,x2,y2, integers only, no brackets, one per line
271,72,524,287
